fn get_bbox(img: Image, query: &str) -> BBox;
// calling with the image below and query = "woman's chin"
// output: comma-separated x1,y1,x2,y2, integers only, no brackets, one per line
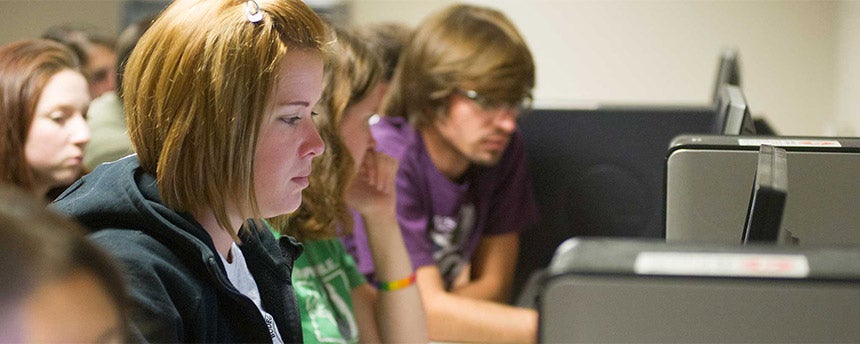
262,200,302,218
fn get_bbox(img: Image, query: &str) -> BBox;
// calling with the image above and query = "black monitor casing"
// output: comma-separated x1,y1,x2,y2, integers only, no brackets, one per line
515,106,714,302
742,145,788,244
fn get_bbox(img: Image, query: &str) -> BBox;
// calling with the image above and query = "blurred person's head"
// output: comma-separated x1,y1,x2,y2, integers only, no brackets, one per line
0,185,128,343
124,0,327,240
43,23,117,98
275,24,383,240
382,4,534,167
0,39,91,197
115,15,157,98
354,22,412,84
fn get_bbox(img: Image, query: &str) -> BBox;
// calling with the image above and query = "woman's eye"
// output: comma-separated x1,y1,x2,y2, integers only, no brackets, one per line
49,111,67,124
280,115,301,126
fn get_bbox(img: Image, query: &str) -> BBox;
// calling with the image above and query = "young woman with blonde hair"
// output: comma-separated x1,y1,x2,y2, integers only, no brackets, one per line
53,0,327,341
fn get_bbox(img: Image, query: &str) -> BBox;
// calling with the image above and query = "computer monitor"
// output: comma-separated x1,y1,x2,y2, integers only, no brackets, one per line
539,238,860,343
711,48,740,102
665,135,860,246
514,105,715,304
713,84,756,135
742,145,788,244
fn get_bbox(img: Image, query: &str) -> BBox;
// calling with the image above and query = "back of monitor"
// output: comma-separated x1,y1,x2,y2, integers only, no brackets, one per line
539,238,860,343
665,136,860,245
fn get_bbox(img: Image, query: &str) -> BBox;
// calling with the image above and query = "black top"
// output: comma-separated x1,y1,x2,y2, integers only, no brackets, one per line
52,156,304,343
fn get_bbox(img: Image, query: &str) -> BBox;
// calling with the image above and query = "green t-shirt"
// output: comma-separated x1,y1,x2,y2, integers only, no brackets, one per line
290,237,367,344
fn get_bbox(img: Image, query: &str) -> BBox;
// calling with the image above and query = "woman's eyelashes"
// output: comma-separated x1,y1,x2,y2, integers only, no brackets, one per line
279,110,319,126
280,115,302,126
47,107,86,125
49,112,65,123
49,110,72,124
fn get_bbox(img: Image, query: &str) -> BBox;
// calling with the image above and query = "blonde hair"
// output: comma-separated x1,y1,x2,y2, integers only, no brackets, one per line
382,4,535,129
273,24,383,241
123,0,326,240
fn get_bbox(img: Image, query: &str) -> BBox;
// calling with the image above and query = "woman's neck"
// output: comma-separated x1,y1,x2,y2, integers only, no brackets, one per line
191,208,239,262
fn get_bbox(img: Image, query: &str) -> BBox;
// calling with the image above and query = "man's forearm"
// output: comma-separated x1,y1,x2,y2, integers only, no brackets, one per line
424,290,537,343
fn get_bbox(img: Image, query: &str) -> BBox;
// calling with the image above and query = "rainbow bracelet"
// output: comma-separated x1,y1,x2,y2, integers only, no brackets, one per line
375,272,417,291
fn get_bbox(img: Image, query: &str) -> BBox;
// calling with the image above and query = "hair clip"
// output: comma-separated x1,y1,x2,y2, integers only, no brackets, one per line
245,0,264,23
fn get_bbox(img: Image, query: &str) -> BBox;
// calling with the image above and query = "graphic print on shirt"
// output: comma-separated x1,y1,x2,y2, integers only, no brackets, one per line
431,203,476,289
262,312,282,344
294,258,359,344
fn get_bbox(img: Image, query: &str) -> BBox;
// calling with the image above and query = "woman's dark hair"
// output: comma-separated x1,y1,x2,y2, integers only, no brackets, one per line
41,23,115,70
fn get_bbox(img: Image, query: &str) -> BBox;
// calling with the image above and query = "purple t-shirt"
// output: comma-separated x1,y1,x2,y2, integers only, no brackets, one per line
342,116,539,289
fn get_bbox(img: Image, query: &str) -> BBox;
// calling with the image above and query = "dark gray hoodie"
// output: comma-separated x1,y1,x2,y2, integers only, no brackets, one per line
52,155,304,343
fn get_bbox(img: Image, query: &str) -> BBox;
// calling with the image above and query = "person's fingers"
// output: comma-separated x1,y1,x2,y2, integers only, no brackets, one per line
377,153,397,194
361,149,377,186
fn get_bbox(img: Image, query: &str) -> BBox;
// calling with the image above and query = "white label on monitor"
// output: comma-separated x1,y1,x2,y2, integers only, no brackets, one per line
737,139,842,148
634,252,810,278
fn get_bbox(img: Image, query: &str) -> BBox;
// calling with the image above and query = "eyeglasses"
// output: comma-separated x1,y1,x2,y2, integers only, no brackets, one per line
454,88,533,114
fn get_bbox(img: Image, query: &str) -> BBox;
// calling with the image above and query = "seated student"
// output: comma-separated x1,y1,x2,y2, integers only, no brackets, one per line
342,3,540,343
84,15,156,169
340,19,411,279
0,185,128,343
42,23,117,99
271,25,427,343
0,39,91,200
52,0,327,341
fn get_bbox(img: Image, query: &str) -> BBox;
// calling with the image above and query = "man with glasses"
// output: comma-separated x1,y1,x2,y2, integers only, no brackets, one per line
342,3,539,343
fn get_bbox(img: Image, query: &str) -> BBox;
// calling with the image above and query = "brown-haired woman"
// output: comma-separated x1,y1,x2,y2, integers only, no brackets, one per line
272,25,427,343
0,39,91,199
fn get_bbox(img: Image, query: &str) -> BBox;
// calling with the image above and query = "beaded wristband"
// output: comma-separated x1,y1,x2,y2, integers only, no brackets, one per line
375,272,417,291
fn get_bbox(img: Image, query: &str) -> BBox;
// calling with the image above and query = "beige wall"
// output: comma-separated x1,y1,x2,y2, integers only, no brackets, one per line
834,1,860,136
0,1,121,45
351,0,843,136
0,0,854,136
